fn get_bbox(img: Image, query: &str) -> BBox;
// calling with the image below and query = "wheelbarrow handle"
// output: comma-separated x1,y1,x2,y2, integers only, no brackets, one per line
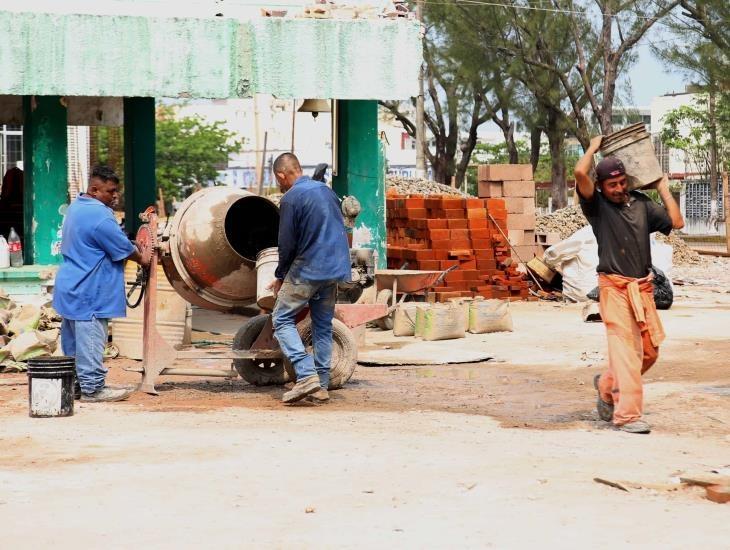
434,265,459,287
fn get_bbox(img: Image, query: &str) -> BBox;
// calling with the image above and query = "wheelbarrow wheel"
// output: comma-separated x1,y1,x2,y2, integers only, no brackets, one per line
232,315,290,386
374,289,394,330
284,318,358,390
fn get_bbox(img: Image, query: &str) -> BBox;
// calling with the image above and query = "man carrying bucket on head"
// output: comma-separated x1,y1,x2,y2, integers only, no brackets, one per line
267,153,351,404
574,136,684,434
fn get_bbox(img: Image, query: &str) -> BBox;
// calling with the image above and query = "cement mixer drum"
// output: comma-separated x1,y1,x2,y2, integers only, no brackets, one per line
160,187,280,311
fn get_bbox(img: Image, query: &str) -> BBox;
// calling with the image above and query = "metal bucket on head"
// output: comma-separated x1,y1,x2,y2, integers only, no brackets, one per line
600,122,663,191
255,247,279,311
26,356,76,418
160,187,280,311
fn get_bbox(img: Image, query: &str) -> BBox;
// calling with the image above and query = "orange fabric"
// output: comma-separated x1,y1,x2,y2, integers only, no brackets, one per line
596,273,664,425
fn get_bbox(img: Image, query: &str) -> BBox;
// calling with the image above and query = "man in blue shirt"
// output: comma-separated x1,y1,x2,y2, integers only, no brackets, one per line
268,153,351,404
53,166,148,402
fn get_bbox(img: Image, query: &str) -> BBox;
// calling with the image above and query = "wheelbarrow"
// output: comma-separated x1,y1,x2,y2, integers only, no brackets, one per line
372,265,458,330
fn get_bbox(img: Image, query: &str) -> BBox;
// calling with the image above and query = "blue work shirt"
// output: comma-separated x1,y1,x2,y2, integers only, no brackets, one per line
53,195,135,320
275,176,351,282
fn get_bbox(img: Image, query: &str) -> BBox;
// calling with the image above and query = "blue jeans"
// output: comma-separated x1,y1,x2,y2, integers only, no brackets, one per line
61,317,109,394
272,278,338,389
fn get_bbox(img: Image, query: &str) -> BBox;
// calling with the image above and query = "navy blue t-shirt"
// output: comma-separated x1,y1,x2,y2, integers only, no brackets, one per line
275,176,351,282
53,195,135,320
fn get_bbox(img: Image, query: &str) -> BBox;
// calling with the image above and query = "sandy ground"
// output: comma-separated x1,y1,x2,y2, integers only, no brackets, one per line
1,259,729,548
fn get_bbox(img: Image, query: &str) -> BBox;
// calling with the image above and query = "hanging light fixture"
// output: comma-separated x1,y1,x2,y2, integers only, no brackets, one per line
297,99,331,119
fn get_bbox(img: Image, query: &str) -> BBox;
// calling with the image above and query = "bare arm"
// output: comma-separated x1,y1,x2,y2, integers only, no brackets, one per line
574,135,603,200
653,175,685,230
127,244,148,267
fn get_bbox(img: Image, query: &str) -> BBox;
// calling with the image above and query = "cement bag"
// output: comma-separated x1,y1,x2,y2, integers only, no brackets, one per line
393,302,420,337
422,304,466,341
414,304,431,337
447,298,471,332
468,299,513,334
543,226,598,303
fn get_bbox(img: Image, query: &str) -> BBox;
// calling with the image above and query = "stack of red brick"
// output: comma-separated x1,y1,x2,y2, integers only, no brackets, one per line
478,164,537,262
386,195,530,302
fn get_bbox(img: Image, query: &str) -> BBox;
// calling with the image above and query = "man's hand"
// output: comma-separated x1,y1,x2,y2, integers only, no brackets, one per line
588,135,603,152
646,174,669,192
266,278,283,296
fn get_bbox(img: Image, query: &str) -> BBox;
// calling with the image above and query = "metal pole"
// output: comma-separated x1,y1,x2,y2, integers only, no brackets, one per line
258,131,268,196
415,0,426,179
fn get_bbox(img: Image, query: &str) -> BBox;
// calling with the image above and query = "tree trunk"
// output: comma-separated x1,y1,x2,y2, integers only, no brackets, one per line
708,89,719,229
546,118,567,210
505,121,518,164
530,127,542,176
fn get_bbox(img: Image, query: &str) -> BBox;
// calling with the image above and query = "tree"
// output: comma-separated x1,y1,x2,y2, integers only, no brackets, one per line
678,0,730,83
156,106,243,200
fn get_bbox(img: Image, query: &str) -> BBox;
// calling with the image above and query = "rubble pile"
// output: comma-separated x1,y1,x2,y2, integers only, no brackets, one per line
536,206,704,266
0,290,61,372
386,175,469,197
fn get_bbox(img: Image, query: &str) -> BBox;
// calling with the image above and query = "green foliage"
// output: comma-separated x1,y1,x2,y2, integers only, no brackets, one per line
659,95,729,176
156,106,243,200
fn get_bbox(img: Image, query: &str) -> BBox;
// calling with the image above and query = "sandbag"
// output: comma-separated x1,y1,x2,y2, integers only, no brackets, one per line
468,299,513,334
422,304,466,341
6,330,57,361
393,302,420,337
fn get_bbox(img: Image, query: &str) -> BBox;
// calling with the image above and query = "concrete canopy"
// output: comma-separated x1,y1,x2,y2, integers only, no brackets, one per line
0,10,422,100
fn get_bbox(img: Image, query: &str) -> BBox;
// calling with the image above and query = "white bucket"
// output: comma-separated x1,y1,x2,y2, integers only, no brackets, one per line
256,247,279,310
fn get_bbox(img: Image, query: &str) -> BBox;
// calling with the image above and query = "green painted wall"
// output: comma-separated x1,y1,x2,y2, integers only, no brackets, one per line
333,100,386,268
0,12,421,100
124,97,156,236
22,96,68,265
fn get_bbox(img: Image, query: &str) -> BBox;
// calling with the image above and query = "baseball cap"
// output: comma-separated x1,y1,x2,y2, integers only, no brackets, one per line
595,157,626,182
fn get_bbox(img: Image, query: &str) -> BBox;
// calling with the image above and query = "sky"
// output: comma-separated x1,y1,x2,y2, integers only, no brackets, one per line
623,42,689,107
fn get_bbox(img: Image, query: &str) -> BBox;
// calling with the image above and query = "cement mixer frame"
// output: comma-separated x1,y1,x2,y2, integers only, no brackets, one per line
131,207,388,395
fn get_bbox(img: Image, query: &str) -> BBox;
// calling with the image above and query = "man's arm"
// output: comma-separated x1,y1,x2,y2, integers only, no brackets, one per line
274,200,297,281
650,175,685,230
127,245,147,266
574,135,603,200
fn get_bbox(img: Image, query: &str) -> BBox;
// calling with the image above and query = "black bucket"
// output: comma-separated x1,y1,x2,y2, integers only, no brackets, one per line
26,356,76,418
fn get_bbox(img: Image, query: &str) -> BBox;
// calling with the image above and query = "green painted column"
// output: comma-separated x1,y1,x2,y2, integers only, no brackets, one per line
22,95,68,265
123,97,156,236
332,100,386,268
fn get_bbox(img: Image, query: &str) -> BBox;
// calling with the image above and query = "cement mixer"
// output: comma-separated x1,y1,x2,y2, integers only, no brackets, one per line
130,187,387,394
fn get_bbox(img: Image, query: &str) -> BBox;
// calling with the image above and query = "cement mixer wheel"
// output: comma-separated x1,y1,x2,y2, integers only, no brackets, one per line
284,318,358,390
232,315,290,386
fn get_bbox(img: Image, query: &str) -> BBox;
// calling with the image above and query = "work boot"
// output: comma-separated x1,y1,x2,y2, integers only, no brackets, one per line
593,374,613,422
80,386,135,403
306,388,330,404
74,380,82,400
618,420,651,434
282,374,321,404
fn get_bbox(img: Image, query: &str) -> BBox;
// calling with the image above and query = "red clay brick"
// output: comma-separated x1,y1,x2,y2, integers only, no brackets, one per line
471,239,491,249
428,229,450,241
486,198,506,210
450,229,470,240
426,219,448,229
440,260,459,269
441,198,464,209
432,250,450,260
468,219,488,229
406,208,427,219
431,239,451,250
459,259,477,270
466,208,487,219
405,197,426,208
447,219,469,230
477,259,497,269
444,209,465,219
416,260,440,270
450,239,472,250
425,197,442,209
465,198,483,209
470,229,491,239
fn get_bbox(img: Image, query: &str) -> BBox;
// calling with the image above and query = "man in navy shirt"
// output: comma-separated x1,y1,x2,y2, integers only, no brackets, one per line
268,153,351,404
53,166,148,402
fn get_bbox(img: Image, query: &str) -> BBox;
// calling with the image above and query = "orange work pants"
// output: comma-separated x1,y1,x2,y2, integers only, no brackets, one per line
596,273,665,426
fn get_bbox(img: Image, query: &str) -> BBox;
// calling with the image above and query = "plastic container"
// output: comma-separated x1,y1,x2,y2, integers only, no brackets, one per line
27,356,76,418
0,235,9,268
255,247,279,310
8,227,23,267
600,123,663,190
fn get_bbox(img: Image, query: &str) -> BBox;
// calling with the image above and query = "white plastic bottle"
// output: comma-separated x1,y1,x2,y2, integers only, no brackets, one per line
8,227,23,267
0,235,9,268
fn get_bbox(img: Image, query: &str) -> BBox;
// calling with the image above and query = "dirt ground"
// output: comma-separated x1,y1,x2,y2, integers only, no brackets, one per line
1,258,729,548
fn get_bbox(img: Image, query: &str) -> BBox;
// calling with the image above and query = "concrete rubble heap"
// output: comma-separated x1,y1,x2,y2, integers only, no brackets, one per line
477,164,537,262
386,175,468,197
386,195,531,301
536,206,704,266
